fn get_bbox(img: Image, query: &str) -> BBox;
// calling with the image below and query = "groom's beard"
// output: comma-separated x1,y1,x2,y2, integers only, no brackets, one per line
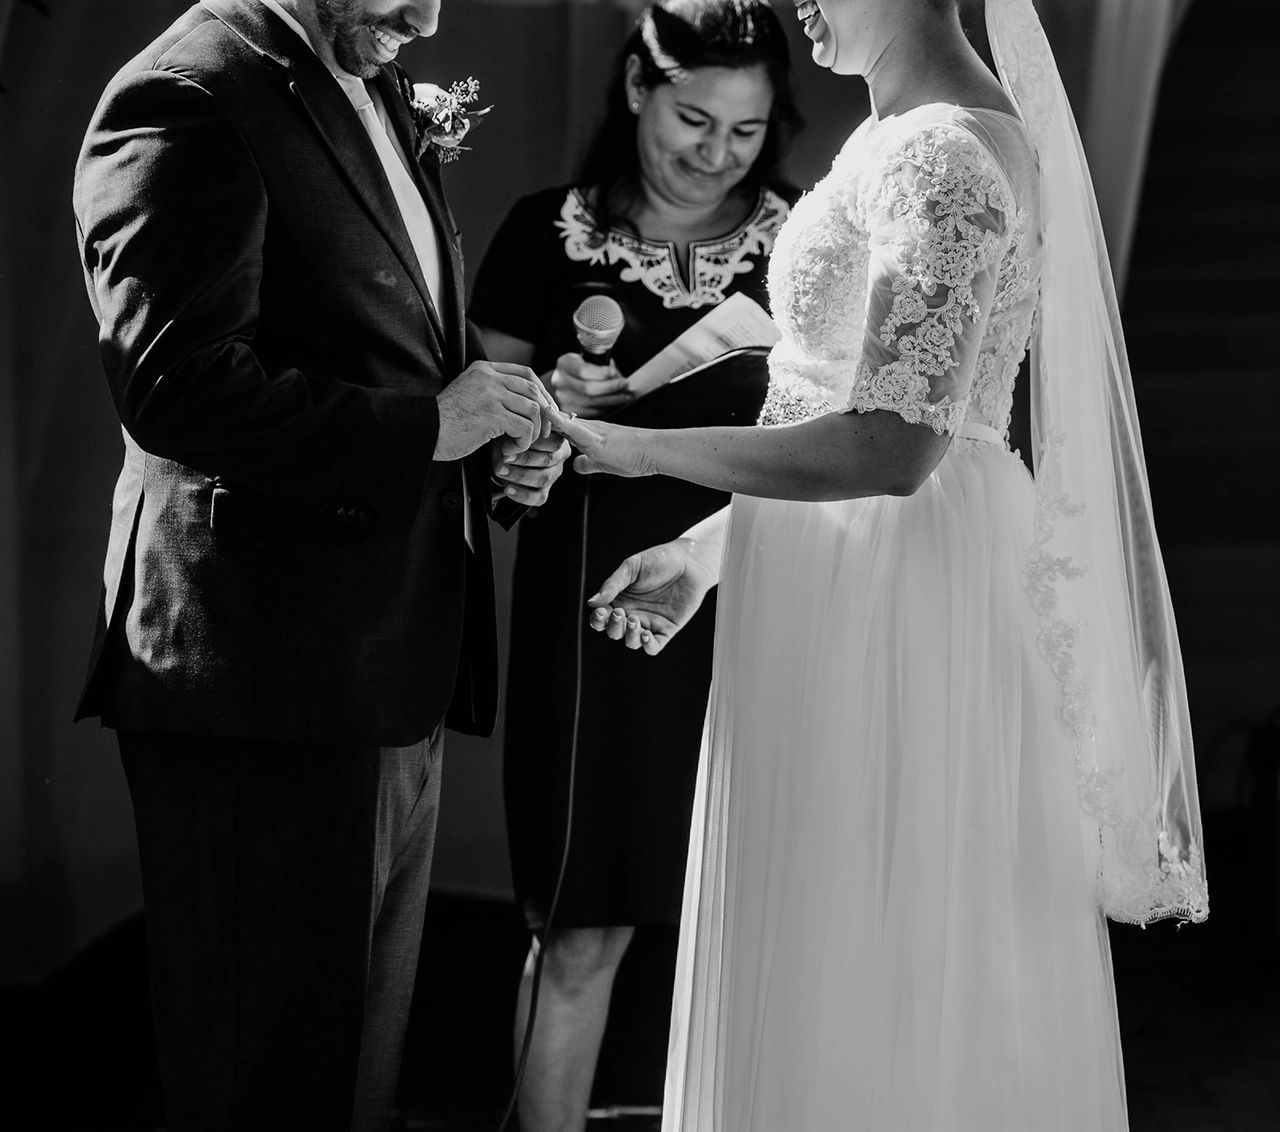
315,0,388,78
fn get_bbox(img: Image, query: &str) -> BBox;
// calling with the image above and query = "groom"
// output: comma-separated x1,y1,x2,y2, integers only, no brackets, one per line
73,1,565,1127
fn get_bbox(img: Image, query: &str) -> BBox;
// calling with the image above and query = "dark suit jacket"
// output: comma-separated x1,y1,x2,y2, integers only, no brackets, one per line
73,0,500,746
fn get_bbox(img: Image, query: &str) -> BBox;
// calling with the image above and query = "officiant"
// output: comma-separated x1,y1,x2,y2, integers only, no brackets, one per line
467,0,800,1126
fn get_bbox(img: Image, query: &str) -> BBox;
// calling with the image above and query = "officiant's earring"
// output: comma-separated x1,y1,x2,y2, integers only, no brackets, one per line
630,99,640,113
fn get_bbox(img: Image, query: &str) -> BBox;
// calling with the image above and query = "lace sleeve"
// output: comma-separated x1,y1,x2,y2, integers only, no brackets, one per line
845,124,1013,435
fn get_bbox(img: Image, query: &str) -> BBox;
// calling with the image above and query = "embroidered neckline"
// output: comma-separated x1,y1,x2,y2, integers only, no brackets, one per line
555,187,789,310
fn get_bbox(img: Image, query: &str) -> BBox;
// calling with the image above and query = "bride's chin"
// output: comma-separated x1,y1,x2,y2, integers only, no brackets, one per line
809,26,839,71
813,41,859,76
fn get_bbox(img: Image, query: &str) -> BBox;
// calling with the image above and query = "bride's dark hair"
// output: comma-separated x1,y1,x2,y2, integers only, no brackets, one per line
576,0,802,234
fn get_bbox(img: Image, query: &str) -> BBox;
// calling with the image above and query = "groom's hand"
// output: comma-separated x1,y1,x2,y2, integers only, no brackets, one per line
434,361,551,462
490,431,570,508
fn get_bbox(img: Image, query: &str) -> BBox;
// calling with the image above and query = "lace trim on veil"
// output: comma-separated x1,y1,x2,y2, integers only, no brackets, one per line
1025,431,1209,923
993,0,1208,924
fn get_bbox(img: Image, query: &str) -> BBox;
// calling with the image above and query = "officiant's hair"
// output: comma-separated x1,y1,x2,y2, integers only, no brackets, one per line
577,0,801,234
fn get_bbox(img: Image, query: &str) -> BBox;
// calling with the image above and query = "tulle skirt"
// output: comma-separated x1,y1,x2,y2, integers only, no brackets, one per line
662,440,1128,1131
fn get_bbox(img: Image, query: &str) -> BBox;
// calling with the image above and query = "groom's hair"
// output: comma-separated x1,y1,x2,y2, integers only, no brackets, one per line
577,0,802,235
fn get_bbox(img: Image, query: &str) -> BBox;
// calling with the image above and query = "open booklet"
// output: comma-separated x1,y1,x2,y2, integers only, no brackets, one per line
625,292,780,398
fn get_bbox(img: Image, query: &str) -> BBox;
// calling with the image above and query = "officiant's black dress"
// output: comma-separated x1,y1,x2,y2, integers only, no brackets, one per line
470,184,792,928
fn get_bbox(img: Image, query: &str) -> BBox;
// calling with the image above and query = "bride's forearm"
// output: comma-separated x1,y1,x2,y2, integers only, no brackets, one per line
677,507,730,584
681,506,729,551
648,411,949,501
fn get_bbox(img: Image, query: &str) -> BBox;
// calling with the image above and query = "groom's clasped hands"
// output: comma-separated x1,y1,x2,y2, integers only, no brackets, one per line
434,359,572,507
434,359,655,511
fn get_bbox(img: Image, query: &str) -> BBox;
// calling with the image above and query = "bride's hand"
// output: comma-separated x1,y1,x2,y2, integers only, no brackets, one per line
587,538,718,655
549,408,656,478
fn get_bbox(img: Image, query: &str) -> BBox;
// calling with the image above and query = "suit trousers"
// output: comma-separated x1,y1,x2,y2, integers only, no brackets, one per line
119,726,443,1132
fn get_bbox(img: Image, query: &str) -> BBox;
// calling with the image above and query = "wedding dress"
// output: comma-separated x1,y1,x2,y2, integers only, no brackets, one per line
662,102,1122,1131
660,80,1211,1132
661,1,1206,1126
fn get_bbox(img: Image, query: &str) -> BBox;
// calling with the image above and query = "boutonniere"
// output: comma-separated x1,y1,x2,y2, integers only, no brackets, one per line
405,77,491,163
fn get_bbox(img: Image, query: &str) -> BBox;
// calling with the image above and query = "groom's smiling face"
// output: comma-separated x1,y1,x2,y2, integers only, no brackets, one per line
314,0,440,78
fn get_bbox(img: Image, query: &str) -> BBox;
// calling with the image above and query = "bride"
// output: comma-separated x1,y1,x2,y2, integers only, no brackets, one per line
547,0,1208,1126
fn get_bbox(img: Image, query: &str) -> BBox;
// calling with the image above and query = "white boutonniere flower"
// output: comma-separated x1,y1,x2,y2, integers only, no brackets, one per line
405,77,491,163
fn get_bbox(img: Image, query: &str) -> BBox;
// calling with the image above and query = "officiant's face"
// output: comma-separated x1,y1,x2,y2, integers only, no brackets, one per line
315,0,440,78
631,63,774,211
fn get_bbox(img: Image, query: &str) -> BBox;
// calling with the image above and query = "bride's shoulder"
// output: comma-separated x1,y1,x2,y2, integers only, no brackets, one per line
852,108,1031,235
897,104,1033,166
822,115,874,170
865,109,982,174
872,105,1027,187
873,103,1004,145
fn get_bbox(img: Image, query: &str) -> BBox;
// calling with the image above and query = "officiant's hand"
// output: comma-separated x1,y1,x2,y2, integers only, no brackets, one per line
549,353,635,418
434,361,552,461
587,538,718,655
549,409,655,479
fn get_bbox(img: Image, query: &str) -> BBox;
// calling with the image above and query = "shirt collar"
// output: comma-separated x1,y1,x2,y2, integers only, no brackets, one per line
256,0,372,109
256,0,312,50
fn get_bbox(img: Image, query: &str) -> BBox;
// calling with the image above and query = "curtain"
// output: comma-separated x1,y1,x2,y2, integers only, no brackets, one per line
0,0,15,71
0,0,21,908
1083,0,1193,295
0,0,194,980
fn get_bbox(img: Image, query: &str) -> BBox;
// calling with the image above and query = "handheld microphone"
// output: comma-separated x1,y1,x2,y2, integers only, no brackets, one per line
491,296,626,529
572,295,625,367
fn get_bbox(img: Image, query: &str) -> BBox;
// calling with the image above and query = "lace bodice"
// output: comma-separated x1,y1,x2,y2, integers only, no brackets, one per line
760,105,1041,442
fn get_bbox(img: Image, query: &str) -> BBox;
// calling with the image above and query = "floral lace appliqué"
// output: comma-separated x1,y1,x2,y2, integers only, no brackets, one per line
844,126,1013,434
556,188,789,310
849,358,967,436
761,114,1041,444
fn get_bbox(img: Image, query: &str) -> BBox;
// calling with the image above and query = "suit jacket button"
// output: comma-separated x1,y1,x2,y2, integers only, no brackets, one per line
442,491,462,512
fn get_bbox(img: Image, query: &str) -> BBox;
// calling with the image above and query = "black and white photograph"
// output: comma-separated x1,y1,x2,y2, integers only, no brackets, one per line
1,0,1276,1128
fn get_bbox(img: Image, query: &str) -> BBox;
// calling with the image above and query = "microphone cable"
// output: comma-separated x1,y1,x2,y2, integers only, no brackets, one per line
497,476,593,1132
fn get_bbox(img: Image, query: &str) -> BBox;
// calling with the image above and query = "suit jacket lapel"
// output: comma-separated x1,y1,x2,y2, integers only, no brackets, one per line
202,0,448,370
375,69,467,375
